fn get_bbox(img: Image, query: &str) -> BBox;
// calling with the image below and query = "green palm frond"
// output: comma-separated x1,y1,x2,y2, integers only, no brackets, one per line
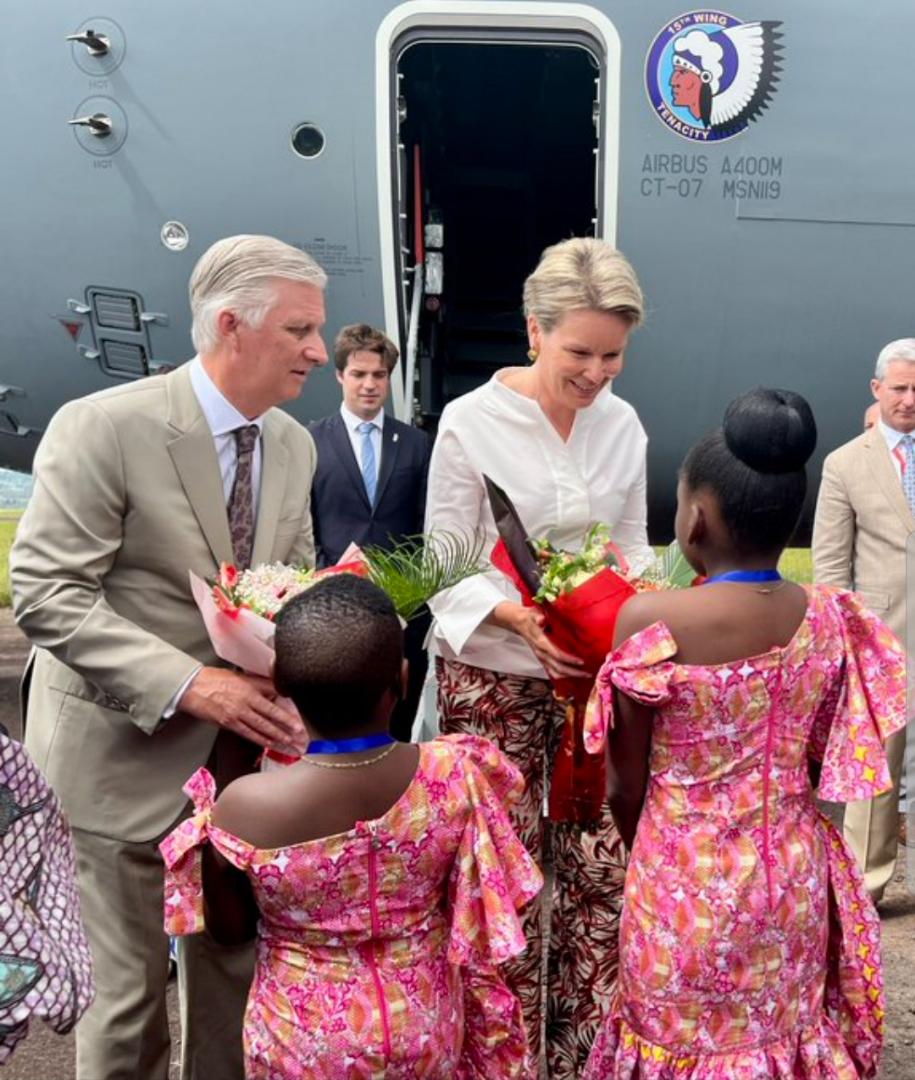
364,530,485,620
645,539,697,589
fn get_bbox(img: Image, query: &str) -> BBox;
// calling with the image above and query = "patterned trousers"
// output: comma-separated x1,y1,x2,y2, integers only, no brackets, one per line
436,658,627,1080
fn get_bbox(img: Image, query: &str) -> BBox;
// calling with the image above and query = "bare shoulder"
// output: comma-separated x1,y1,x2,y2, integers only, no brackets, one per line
211,771,284,838
616,583,729,646
615,589,681,646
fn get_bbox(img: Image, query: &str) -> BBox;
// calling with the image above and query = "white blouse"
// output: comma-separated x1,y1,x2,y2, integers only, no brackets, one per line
425,370,652,678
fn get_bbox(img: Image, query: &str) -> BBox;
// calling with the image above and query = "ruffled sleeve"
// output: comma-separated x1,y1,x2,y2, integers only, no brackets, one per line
441,735,543,968
810,587,907,803
159,768,217,935
584,621,678,754
436,733,526,809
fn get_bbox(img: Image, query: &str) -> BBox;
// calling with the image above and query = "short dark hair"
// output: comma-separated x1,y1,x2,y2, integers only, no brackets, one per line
681,388,817,557
273,575,403,732
333,323,399,373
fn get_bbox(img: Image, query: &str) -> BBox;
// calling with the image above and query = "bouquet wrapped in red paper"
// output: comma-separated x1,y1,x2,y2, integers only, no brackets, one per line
485,476,693,826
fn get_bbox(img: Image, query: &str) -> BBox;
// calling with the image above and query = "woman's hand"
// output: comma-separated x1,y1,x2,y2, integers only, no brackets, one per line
490,602,588,680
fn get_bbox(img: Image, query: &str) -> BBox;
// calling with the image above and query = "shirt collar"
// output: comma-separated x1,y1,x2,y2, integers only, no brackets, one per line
189,357,265,438
488,369,609,428
878,418,912,451
340,401,385,432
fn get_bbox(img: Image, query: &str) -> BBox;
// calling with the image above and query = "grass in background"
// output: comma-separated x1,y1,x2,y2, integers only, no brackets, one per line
655,546,814,585
0,512,21,607
778,548,812,584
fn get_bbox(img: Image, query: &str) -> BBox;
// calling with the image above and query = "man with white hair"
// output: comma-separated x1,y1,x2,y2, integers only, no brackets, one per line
813,338,915,902
11,235,328,1079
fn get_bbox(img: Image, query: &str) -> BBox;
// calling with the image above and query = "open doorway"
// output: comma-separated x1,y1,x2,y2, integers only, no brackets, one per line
389,32,608,423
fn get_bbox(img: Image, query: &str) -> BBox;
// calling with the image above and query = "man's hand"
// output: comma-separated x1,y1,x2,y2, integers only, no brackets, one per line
490,602,588,681
178,667,308,754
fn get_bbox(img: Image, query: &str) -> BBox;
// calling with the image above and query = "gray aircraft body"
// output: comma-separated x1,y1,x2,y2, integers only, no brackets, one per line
1,1,910,538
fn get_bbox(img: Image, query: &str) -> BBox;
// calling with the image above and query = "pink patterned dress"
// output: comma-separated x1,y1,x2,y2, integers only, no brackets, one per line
582,586,906,1079
160,734,543,1079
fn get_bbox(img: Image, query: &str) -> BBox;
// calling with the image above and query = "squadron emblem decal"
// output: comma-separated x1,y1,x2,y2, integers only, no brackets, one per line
645,11,783,142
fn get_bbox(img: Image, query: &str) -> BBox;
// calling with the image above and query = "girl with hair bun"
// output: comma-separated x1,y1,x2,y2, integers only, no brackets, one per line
583,388,905,1078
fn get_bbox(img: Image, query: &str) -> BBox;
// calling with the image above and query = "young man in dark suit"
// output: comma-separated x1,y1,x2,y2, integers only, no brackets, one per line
309,324,432,740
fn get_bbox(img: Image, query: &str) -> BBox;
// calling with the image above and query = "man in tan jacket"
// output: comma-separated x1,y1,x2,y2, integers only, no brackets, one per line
11,235,327,1079
812,337,915,902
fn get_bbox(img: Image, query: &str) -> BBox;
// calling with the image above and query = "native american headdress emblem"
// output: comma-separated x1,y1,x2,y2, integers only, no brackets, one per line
646,13,784,142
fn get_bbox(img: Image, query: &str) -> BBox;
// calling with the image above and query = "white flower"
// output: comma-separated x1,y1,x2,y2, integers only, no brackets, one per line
234,563,316,617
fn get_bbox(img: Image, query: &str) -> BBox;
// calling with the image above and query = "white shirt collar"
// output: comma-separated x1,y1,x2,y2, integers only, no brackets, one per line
878,418,912,450
189,356,265,438
340,402,385,432
488,368,611,431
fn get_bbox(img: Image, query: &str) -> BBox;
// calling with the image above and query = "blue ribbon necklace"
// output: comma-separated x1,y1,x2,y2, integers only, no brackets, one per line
305,732,396,755
703,569,782,585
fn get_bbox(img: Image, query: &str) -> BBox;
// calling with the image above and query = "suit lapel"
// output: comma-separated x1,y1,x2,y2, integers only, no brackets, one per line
329,413,372,511
250,413,289,566
374,420,400,508
864,427,914,531
166,366,235,566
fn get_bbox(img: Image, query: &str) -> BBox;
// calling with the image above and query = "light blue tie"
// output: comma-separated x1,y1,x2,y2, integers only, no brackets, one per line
902,435,915,515
357,421,377,505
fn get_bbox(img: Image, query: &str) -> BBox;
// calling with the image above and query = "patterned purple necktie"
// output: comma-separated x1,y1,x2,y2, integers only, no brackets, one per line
227,424,259,569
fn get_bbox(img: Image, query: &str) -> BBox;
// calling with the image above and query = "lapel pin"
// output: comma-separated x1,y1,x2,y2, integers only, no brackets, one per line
393,433,399,443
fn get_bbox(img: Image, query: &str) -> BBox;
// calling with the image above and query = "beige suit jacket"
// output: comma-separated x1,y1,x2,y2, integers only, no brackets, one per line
11,363,316,842
811,426,913,643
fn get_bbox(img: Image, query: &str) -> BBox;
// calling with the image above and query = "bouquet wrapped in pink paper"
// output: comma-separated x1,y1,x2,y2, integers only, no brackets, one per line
190,535,483,765
189,557,368,680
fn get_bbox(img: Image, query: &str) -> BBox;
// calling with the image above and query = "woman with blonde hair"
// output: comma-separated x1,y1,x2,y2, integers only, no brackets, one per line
425,236,654,1077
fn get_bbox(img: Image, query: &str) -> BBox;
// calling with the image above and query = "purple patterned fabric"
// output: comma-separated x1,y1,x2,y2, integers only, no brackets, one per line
227,424,259,569
0,732,94,1062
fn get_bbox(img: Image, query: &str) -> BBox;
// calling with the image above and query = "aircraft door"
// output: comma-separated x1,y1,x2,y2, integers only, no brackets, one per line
384,23,614,427
390,77,414,419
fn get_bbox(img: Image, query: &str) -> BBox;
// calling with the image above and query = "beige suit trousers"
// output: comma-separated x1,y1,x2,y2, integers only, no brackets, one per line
72,825,254,1080
844,726,907,902
813,429,911,902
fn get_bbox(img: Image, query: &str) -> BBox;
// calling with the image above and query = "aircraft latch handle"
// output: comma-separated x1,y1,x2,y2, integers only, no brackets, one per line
66,30,110,56
68,114,112,137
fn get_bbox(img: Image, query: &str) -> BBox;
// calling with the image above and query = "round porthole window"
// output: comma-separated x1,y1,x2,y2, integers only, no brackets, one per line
291,123,325,159
160,220,189,251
